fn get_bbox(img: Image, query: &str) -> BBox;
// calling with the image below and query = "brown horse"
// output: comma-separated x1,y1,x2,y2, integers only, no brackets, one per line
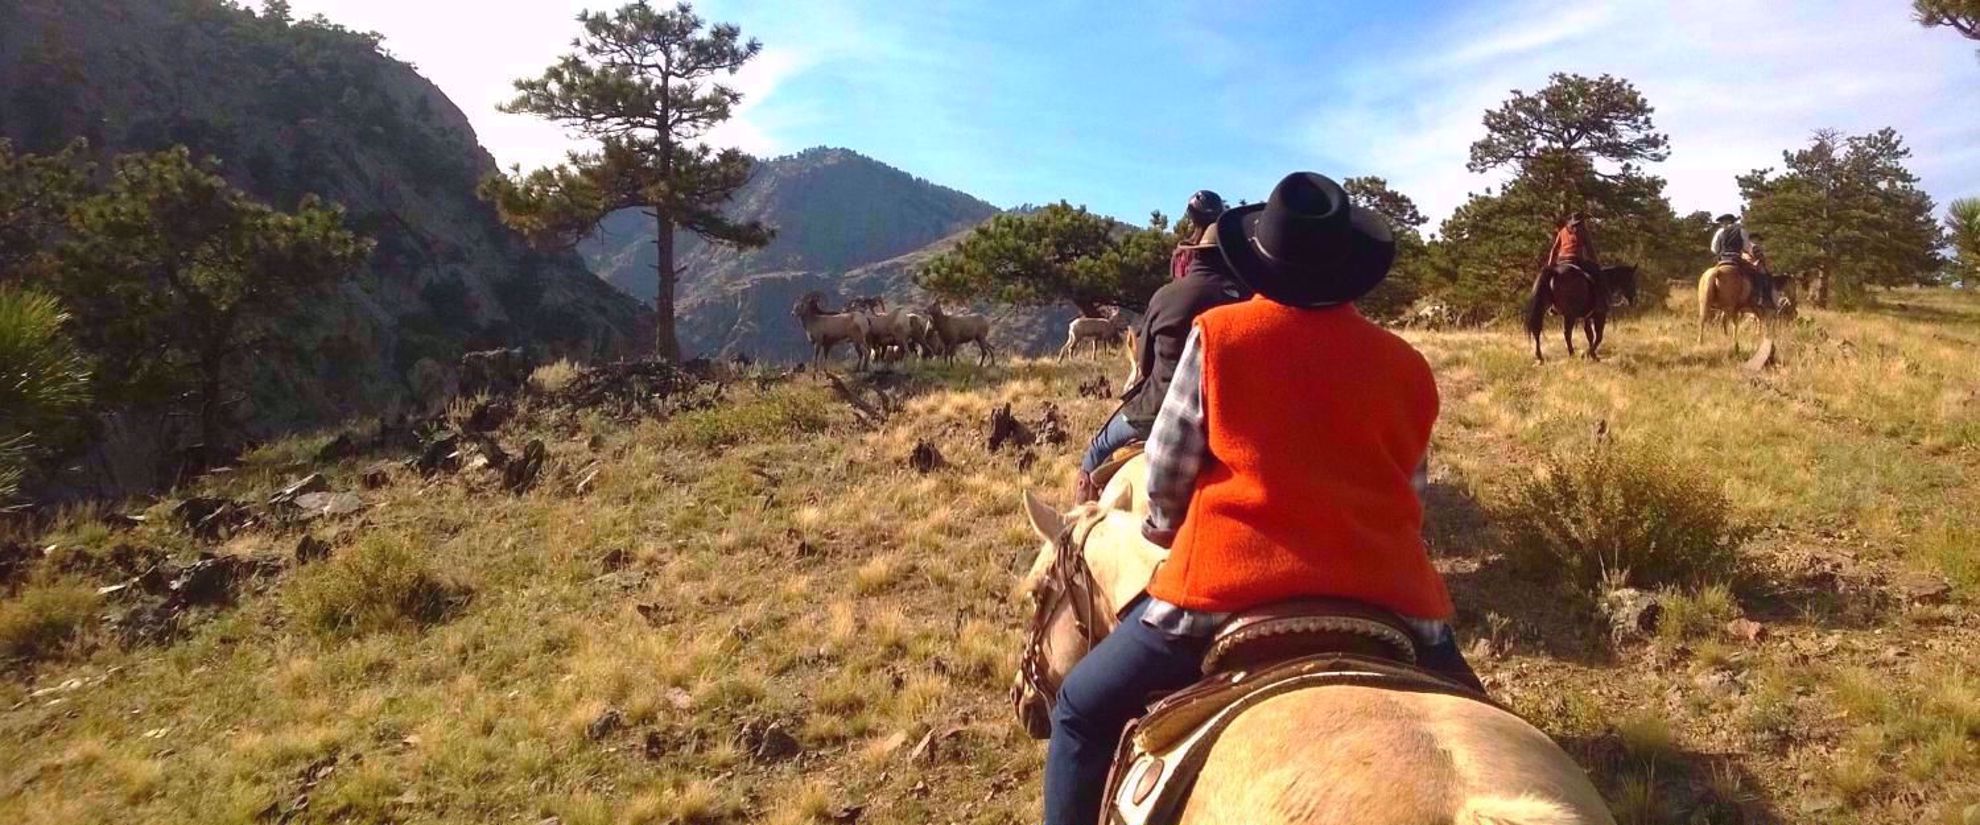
1697,264,1796,354
1523,264,1638,363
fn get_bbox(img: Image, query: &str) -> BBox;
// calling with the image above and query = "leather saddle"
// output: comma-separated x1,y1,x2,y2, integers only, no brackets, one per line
1090,442,1147,489
1100,600,1490,825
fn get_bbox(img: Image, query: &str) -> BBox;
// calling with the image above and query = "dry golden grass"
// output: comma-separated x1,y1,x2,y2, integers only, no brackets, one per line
1,287,1976,824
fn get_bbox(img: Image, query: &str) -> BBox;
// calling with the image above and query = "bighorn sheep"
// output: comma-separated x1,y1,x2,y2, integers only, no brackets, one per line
1058,308,1132,360
792,292,871,371
925,303,995,366
899,311,937,359
848,296,918,364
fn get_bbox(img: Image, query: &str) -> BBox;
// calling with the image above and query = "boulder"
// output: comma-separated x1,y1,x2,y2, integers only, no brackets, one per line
459,348,532,398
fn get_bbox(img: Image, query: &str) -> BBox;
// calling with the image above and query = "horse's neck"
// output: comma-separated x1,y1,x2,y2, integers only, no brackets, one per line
1075,509,1167,618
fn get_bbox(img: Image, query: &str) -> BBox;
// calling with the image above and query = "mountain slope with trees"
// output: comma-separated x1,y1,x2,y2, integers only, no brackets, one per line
0,0,643,444
579,147,1007,358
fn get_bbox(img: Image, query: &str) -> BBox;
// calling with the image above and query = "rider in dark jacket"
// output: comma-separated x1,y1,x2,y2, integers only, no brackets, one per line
1075,222,1248,501
1711,214,1774,309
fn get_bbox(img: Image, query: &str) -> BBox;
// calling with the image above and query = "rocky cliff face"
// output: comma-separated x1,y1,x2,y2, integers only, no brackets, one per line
581,146,1085,361
0,0,643,428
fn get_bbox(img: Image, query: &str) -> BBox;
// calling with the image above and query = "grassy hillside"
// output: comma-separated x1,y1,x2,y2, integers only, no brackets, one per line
2,289,1976,824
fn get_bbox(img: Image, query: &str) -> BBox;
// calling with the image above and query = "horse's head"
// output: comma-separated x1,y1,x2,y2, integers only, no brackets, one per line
1011,491,1109,739
1607,265,1640,306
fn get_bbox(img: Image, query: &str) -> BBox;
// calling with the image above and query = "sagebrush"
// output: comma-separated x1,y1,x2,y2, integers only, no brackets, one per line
1502,440,1754,592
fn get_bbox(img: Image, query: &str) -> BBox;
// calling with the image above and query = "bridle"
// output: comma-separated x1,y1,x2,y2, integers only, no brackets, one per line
1013,518,1107,714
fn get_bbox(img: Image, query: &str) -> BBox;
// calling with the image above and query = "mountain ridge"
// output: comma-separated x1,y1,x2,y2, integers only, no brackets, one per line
581,146,1087,360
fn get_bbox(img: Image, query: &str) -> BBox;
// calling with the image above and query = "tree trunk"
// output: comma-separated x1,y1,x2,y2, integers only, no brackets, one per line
653,211,681,362
1813,267,1831,308
197,357,225,463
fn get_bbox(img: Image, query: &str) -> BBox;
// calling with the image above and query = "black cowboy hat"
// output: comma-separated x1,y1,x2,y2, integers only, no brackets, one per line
1215,172,1394,308
1715,213,1739,224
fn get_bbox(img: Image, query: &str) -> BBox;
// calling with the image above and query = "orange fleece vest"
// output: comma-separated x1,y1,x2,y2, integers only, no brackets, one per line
1552,224,1594,266
1147,298,1454,619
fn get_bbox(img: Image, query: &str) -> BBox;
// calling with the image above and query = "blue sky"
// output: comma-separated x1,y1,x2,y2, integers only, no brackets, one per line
266,0,1978,229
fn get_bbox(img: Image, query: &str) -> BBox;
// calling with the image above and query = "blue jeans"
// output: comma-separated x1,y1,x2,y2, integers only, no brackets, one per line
1079,411,1148,475
1045,598,1208,825
1042,600,1487,825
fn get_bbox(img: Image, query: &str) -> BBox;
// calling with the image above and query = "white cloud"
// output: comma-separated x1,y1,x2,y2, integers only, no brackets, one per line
1299,0,1980,227
250,0,814,167
697,46,806,156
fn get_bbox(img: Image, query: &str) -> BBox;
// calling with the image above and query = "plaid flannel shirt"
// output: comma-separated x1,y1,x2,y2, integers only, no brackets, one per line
1137,324,1445,642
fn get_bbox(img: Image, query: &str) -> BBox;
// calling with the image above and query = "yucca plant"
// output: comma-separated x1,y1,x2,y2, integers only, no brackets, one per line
0,286,91,500
1948,197,1980,283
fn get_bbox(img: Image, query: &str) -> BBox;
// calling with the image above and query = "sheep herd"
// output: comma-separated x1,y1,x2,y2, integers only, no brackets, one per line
791,293,1141,371
791,292,995,370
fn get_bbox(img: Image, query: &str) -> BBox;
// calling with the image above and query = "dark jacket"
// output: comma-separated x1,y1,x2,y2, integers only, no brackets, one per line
1120,255,1249,427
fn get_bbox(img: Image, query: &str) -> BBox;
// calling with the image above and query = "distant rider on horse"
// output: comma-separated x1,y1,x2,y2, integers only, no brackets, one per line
1712,213,1775,309
1544,211,1600,282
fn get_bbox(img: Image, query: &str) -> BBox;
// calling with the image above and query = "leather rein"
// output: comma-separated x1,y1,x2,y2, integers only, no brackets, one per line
1013,519,1108,713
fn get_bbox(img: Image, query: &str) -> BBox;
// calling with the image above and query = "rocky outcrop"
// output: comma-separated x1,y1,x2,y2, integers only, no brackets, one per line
0,0,642,431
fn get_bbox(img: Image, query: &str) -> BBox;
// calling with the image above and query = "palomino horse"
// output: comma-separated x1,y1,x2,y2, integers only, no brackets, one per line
1523,264,1638,363
1011,493,1613,825
1697,265,1795,355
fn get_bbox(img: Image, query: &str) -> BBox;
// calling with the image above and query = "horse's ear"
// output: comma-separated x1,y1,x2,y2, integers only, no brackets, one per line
1021,490,1064,540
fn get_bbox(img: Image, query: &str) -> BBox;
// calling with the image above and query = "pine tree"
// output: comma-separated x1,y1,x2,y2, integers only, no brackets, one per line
0,287,90,500
483,1,771,361
54,148,370,453
1738,129,1945,306
1433,74,1685,319
1914,0,1980,53
916,203,1171,316
0,138,91,281
1343,177,1429,320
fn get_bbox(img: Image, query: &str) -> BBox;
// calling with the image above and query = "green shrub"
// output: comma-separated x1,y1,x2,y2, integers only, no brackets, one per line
286,536,468,638
1502,441,1754,592
1918,517,1978,598
664,388,832,449
1656,584,1740,644
528,359,583,395
0,582,100,662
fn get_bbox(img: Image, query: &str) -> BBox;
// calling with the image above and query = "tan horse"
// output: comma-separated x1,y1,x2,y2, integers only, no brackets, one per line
1697,265,1795,354
1121,325,1142,389
1013,493,1614,825
1091,452,1149,516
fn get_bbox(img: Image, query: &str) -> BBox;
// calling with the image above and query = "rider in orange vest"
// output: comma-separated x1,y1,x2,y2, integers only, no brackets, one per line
1545,211,1600,279
1042,173,1482,825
